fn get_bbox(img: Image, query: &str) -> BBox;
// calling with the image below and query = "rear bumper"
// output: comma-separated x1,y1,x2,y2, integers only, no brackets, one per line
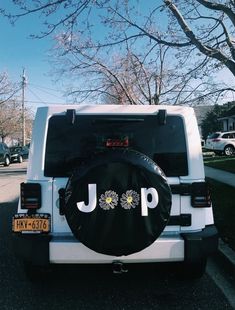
49,236,185,264
181,225,218,263
12,225,218,265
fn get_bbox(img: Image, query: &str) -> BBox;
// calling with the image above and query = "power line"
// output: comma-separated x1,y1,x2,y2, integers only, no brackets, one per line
27,87,49,105
30,83,65,98
29,83,62,93
27,86,69,104
29,83,64,99
25,99,67,104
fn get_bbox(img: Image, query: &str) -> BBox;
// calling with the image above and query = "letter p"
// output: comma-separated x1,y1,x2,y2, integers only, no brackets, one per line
141,187,159,216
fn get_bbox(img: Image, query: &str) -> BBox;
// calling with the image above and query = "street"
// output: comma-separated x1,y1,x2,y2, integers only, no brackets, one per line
0,163,234,310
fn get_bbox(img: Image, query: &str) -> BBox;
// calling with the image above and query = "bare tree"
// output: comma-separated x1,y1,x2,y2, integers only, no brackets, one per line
101,0,235,102
3,0,235,104
0,72,20,105
0,100,33,143
0,0,102,38
0,101,20,142
52,36,176,104
54,32,231,105
163,1,235,74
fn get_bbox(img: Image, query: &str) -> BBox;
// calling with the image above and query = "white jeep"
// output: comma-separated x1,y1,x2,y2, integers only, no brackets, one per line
12,105,218,278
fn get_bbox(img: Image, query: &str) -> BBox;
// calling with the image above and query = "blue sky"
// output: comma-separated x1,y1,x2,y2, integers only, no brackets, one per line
0,1,166,112
0,1,234,111
0,4,67,111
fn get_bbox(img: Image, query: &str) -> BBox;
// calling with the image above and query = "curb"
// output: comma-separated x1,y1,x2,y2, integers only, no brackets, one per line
216,239,235,275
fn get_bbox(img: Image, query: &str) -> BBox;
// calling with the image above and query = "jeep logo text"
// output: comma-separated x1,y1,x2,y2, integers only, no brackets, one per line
76,184,159,216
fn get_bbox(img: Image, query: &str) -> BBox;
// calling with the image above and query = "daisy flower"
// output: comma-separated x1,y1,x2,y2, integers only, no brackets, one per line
120,190,140,209
99,190,119,210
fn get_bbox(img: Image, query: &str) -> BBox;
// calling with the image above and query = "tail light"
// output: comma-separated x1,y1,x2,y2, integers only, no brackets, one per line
106,137,129,147
191,182,211,208
20,183,41,209
212,138,221,142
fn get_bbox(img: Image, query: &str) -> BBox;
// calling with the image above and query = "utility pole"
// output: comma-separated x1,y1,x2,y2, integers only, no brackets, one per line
21,69,27,146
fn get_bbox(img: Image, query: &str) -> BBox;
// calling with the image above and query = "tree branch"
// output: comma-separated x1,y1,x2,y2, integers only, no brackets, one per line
110,8,191,48
165,0,235,76
196,0,235,28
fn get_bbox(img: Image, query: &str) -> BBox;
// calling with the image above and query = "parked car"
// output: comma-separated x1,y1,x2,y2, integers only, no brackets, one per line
10,146,29,163
205,131,235,156
0,142,11,166
12,105,218,280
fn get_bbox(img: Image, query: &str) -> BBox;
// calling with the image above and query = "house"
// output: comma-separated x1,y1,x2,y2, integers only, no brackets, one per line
218,105,235,131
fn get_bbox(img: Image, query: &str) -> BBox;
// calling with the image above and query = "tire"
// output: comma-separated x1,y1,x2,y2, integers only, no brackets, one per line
224,145,235,156
18,155,23,163
4,156,10,166
64,149,172,256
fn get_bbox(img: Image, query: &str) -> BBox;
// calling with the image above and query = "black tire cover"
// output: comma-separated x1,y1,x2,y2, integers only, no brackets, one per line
64,149,172,256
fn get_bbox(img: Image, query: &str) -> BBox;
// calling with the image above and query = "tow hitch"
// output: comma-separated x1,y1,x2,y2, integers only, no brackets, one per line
112,261,128,274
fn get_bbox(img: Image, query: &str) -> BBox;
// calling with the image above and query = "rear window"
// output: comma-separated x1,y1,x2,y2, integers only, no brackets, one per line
222,133,235,139
10,147,21,152
44,114,188,177
208,133,220,139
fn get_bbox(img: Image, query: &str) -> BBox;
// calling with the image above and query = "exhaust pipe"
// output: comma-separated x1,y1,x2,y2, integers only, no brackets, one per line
112,261,128,274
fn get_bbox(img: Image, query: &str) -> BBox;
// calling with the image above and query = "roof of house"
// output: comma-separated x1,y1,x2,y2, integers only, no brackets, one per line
220,105,235,118
193,105,214,125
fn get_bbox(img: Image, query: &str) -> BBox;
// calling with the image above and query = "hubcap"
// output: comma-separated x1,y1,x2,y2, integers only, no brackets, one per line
225,146,234,156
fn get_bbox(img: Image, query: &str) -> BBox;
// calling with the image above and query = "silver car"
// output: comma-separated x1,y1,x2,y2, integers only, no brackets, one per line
205,131,235,156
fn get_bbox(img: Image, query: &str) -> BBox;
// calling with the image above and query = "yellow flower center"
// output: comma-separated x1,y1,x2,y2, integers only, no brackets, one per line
106,197,112,204
127,196,133,204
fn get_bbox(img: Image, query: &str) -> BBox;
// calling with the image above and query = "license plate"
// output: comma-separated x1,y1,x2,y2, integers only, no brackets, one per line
12,214,50,233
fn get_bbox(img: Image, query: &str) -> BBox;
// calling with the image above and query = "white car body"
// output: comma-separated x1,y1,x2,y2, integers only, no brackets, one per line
205,131,235,155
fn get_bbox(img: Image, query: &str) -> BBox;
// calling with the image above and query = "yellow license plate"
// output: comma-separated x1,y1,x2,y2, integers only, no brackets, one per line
12,214,50,233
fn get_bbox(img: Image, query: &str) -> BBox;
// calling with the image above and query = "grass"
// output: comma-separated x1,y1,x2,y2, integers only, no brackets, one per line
207,178,235,251
204,155,235,173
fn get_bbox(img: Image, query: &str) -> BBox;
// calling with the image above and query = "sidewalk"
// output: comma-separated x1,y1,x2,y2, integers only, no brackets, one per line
0,177,25,203
205,166,235,188
0,162,26,203
205,165,235,277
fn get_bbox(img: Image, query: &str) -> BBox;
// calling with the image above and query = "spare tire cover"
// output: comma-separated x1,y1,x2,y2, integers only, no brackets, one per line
64,149,172,256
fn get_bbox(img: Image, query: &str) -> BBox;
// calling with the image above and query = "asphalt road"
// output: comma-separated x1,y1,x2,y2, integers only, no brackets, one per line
0,163,233,310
